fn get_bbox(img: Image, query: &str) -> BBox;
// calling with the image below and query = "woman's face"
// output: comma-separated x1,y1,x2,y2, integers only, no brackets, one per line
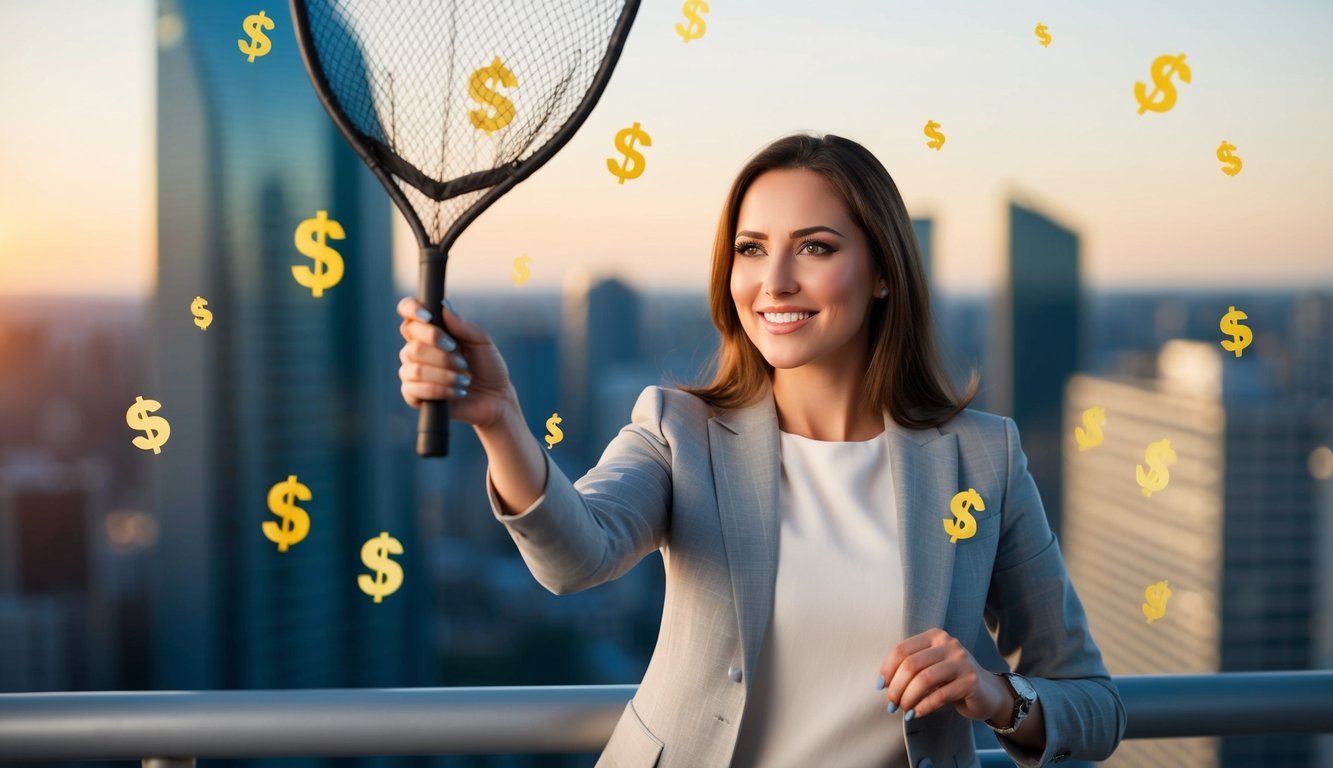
730,168,882,374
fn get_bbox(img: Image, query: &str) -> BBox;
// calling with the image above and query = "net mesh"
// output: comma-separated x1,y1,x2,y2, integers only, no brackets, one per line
302,0,630,242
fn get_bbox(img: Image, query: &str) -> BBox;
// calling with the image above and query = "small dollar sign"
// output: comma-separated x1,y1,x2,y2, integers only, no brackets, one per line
1134,53,1190,115
292,210,346,298
607,122,652,184
1074,406,1106,451
1142,579,1172,624
263,475,312,553
126,395,171,454
358,531,404,603
1135,438,1177,498
191,296,213,331
238,11,274,63
469,56,518,134
512,254,532,286
1216,140,1243,176
545,412,564,449
676,0,709,42
943,488,985,543
1034,22,1051,47
923,120,946,150
1219,305,1252,357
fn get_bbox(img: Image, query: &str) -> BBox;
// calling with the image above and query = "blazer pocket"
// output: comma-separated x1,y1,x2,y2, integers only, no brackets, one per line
597,699,664,768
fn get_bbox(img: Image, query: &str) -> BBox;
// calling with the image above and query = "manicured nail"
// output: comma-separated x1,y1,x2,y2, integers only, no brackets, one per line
442,297,458,316
450,352,469,370
456,373,471,388
886,701,897,714
454,387,468,398
437,335,457,352
903,708,916,721
875,674,885,690
415,308,432,322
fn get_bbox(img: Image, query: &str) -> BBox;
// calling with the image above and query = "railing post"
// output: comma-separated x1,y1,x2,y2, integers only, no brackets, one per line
143,758,195,768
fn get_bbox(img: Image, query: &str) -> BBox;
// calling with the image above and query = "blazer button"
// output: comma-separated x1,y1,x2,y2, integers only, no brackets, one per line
915,759,933,768
728,665,742,683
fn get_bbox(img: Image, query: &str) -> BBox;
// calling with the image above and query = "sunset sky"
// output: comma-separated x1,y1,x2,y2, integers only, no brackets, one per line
1,0,1331,299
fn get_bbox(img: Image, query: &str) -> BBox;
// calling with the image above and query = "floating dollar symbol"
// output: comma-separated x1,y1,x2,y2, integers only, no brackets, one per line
126,395,171,454
358,531,404,603
1219,305,1252,358
676,0,709,42
191,296,213,331
1135,438,1177,498
1142,579,1172,624
468,56,518,134
545,412,564,449
1034,22,1051,47
923,120,946,150
512,254,532,286
238,11,274,63
943,488,984,543
1074,406,1106,451
1134,53,1190,115
292,210,345,298
1216,140,1242,176
607,122,651,184
263,475,311,553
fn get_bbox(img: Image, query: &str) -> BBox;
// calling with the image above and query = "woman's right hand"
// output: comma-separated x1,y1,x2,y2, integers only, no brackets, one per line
397,296,515,431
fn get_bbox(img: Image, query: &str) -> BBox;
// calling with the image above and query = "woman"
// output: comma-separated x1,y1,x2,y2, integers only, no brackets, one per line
397,132,1125,767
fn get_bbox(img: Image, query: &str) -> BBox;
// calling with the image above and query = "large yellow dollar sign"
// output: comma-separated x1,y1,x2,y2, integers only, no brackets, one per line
126,395,171,454
238,11,274,63
608,122,651,184
1034,23,1051,48
1135,438,1177,498
191,296,213,331
1219,305,1252,357
1142,579,1172,624
512,254,532,286
469,56,518,134
1216,140,1243,177
359,531,404,603
923,120,945,150
943,488,984,543
292,210,345,298
264,475,312,553
1134,53,1190,115
545,412,564,449
676,0,709,42
1074,406,1106,451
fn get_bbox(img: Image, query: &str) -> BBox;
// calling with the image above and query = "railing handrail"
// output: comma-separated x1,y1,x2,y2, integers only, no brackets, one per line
1,672,1331,762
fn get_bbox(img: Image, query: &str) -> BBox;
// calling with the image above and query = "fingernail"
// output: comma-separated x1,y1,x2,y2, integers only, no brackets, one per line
437,335,457,352
455,387,469,398
415,308,432,322
456,373,471,388
903,708,915,721
875,674,885,690
450,352,469,369
886,701,897,714
442,297,458,316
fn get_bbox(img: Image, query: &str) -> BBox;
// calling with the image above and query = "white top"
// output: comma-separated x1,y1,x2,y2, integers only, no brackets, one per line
730,425,909,768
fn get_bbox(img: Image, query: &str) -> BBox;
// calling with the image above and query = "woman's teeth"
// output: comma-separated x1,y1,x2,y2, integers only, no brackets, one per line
762,312,813,324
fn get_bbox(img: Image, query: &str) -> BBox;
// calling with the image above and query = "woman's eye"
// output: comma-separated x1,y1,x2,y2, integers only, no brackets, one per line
802,240,833,255
734,242,759,257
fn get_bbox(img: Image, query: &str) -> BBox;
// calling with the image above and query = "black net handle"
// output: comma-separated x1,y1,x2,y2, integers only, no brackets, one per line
417,248,449,456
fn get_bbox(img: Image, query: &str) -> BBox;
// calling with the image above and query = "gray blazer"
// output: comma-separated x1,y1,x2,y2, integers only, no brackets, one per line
486,383,1126,768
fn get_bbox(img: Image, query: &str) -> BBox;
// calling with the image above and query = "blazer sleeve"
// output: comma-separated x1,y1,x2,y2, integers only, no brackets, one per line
983,416,1127,767
484,385,672,595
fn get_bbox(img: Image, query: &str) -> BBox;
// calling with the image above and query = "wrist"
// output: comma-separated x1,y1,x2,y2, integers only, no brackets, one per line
986,673,1015,726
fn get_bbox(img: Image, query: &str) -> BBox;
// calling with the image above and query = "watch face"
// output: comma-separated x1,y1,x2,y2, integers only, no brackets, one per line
1008,674,1038,701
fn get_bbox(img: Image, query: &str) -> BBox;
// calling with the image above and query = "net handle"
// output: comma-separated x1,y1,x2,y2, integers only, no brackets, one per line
416,248,450,457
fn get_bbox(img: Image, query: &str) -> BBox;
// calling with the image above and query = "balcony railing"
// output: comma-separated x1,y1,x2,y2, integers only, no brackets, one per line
1,672,1331,766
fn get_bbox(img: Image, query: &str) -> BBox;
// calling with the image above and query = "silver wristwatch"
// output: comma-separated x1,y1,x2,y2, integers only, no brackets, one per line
985,672,1037,735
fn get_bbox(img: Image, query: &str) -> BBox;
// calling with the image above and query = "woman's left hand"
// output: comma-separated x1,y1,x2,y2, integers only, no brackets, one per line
876,627,1010,722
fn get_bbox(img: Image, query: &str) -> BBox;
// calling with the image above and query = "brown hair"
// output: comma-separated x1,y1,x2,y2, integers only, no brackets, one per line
669,132,978,429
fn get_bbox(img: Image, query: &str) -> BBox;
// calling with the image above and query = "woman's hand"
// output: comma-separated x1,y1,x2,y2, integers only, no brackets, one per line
875,627,1011,723
396,296,515,432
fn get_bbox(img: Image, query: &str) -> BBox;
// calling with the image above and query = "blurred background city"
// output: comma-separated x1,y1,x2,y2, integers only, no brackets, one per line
1,1,1331,767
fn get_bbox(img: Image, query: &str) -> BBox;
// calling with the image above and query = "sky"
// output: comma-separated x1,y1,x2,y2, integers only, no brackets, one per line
1,0,1332,299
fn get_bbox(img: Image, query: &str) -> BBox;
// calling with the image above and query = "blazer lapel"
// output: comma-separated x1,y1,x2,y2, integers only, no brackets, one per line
709,388,961,688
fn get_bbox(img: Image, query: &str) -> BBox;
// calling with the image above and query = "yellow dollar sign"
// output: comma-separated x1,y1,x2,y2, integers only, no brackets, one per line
607,122,651,184
676,0,709,42
943,488,984,543
1074,406,1106,451
923,120,946,150
238,11,274,63
1134,53,1190,115
263,475,312,553
545,412,564,449
1135,438,1177,498
191,296,213,331
1034,23,1051,48
1219,305,1252,358
1142,579,1172,624
292,210,346,298
469,56,518,134
512,254,532,286
1216,140,1243,177
126,395,171,454
359,531,404,603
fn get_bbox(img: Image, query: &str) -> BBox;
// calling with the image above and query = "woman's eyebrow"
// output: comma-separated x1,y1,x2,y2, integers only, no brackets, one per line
735,226,844,240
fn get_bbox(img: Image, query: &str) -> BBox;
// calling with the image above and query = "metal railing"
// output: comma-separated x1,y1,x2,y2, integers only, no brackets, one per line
1,672,1331,766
